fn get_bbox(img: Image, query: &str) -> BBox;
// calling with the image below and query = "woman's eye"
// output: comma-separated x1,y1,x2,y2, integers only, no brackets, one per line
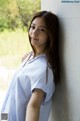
30,25,35,29
39,28,45,32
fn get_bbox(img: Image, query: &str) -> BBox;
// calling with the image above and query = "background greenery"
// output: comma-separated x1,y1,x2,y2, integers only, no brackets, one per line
0,0,41,66
0,29,31,68
0,0,41,91
0,0,40,31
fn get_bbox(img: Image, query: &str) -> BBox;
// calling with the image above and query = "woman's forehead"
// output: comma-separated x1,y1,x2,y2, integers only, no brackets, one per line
31,17,46,27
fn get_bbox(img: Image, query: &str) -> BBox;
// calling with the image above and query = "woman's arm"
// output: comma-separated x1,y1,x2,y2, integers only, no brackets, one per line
26,89,44,121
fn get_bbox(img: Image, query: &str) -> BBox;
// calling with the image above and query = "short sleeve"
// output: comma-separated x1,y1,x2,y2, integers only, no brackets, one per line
30,62,48,102
23,55,55,103
31,69,47,93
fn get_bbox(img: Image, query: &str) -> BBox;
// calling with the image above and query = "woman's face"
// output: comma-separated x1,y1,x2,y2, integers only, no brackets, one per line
29,17,48,53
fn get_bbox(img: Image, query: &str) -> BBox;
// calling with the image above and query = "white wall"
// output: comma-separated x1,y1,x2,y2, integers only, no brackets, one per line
41,1,80,121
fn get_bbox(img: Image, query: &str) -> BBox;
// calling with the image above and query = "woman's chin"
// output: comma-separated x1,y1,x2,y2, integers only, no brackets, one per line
31,41,38,46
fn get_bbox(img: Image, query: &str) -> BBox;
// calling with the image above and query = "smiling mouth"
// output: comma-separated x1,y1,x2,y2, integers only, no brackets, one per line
31,37,39,41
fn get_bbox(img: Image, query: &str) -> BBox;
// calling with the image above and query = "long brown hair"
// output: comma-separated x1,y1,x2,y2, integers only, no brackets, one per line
28,11,60,85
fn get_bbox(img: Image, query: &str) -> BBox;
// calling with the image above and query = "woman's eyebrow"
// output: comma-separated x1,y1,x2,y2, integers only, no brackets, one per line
31,23,47,28
31,23,35,25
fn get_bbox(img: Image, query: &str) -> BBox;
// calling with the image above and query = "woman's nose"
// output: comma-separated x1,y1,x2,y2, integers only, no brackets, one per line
33,29,39,36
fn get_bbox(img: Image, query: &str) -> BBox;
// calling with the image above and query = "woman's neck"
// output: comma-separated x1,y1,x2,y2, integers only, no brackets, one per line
35,48,46,56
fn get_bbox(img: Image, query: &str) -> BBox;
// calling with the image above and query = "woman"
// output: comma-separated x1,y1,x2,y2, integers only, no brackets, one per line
1,11,60,121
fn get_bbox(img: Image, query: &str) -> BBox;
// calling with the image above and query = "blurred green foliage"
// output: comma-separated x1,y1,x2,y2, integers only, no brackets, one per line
0,0,41,31
0,29,31,68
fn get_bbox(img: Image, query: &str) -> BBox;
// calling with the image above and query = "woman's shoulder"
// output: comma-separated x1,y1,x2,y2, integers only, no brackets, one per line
22,51,33,62
33,54,48,71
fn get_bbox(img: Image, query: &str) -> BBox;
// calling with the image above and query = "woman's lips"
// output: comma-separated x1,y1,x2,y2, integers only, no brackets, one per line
31,37,39,41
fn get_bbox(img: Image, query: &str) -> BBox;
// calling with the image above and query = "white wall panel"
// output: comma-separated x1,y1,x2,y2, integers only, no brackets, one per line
41,1,80,121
